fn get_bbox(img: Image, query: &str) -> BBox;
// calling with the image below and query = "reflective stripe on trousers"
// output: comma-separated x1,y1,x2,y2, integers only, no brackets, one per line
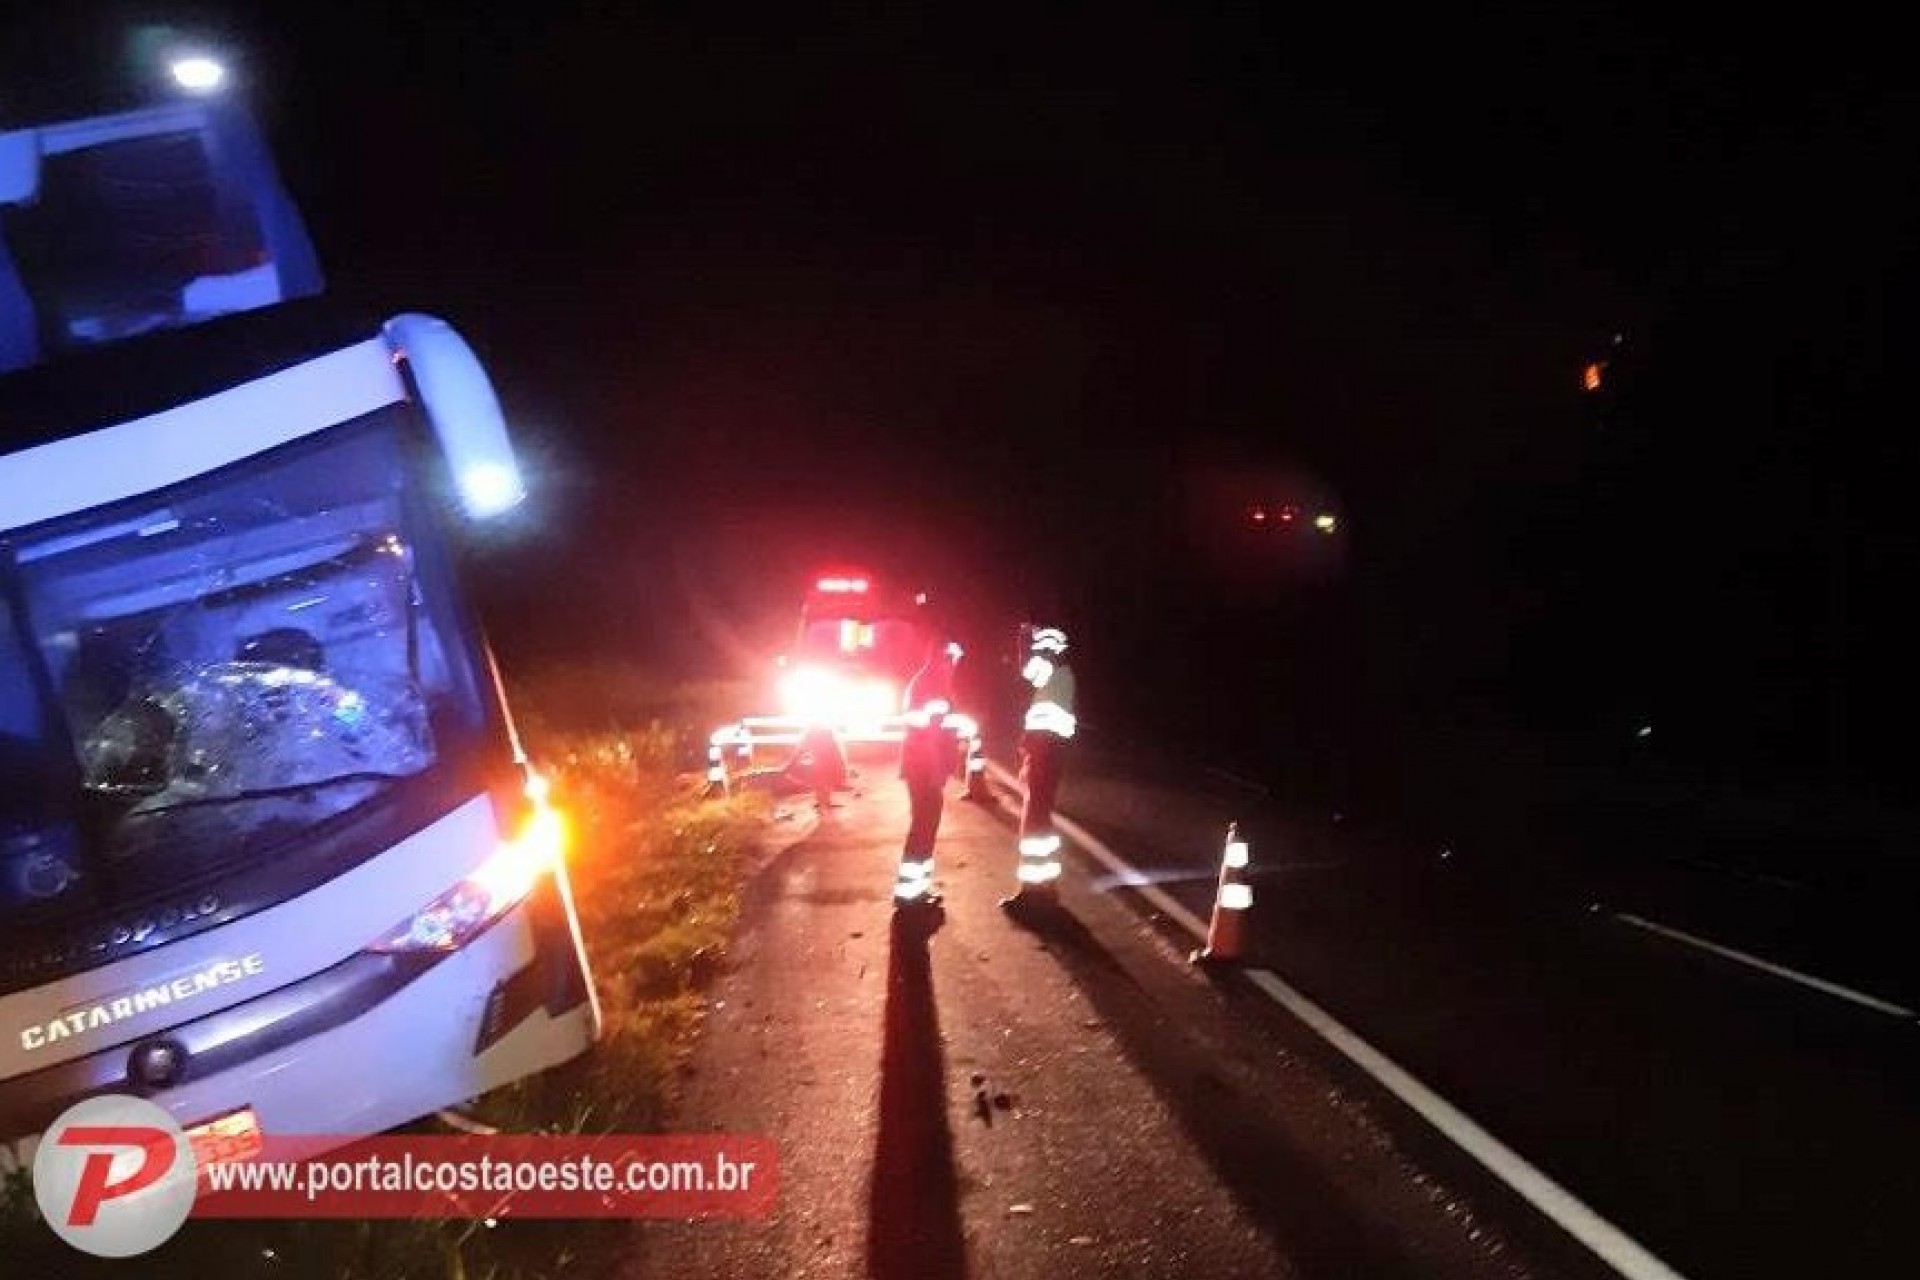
1016,831,1062,883
894,857,935,901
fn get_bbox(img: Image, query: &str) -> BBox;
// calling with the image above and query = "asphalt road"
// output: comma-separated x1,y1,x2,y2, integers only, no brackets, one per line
1054,745,1920,1280
622,764,1599,1280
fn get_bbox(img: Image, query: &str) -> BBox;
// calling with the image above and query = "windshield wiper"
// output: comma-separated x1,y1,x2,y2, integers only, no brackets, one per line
116,770,411,817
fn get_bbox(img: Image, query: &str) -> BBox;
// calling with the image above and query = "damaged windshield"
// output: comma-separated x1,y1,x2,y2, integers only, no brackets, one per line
0,412,491,923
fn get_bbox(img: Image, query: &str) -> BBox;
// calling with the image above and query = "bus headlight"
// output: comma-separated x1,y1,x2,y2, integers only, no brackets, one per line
369,803,569,953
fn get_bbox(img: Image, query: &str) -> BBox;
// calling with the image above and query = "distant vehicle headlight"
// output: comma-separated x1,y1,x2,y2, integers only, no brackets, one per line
779,664,844,722
848,679,898,725
778,665,897,727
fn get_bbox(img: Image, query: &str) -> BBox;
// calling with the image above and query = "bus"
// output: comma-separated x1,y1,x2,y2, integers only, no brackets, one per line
0,56,598,1166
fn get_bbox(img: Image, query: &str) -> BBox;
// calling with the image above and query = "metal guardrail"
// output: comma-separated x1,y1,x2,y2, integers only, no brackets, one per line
702,711,987,797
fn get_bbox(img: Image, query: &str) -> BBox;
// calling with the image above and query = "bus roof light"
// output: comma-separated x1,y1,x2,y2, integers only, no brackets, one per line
170,56,228,93
458,462,525,518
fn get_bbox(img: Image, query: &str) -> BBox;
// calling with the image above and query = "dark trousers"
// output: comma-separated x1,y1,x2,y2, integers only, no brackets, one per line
904,776,945,857
1019,732,1064,836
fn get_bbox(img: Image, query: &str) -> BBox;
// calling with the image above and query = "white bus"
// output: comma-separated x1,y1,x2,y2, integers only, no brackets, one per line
0,67,598,1166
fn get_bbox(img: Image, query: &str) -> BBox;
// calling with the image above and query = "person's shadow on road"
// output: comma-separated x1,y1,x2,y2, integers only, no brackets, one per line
865,904,968,1280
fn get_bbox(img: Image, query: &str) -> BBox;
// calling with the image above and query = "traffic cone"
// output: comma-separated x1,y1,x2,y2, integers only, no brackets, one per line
1190,823,1252,964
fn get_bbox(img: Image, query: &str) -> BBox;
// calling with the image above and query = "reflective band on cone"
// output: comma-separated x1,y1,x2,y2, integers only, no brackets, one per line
1192,822,1253,964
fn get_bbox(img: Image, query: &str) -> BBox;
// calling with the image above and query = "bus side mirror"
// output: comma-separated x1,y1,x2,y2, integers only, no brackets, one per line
383,313,525,519
0,130,40,205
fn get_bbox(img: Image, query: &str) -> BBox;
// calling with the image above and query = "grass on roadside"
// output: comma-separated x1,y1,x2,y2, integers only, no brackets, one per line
1,674,767,1280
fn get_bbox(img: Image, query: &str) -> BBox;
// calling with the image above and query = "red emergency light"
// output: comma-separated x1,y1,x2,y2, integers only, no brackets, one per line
815,576,870,594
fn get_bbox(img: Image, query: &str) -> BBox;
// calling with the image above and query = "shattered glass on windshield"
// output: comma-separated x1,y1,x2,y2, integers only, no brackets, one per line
80,660,435,860
2,413,491,915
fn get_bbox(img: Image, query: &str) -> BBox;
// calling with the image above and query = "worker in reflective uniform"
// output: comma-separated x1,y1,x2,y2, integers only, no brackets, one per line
790,723,848,813
895,642,962,908
1003,625,1076,909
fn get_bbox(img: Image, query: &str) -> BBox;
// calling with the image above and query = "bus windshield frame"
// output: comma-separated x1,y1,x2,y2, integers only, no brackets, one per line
0,409,500,983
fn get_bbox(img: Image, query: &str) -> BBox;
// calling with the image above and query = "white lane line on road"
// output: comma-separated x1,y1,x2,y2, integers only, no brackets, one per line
1672,857,1808,893
983,762,1210,937
1613,912,1917,1020
984,760,1690,1280
1238,968,1688,1280
1087,867,1220,894
1201,764,1271,795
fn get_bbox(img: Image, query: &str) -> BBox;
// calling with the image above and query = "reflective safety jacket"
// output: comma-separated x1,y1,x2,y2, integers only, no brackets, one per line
901,656,961,782
1023,661,1077,740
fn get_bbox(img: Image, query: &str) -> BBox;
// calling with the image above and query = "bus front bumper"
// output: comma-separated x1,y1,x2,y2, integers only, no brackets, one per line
0,875,595,1167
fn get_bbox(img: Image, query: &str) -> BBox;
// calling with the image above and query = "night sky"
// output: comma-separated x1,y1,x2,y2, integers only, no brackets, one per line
9,6,1918,809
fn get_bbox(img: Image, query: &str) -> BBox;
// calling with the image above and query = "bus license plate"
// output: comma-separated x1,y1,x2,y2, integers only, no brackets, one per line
186,1106,263,1170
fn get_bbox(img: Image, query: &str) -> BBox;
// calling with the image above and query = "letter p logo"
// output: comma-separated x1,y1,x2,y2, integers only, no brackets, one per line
33,1096,198,1257
59,1125,176,1226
